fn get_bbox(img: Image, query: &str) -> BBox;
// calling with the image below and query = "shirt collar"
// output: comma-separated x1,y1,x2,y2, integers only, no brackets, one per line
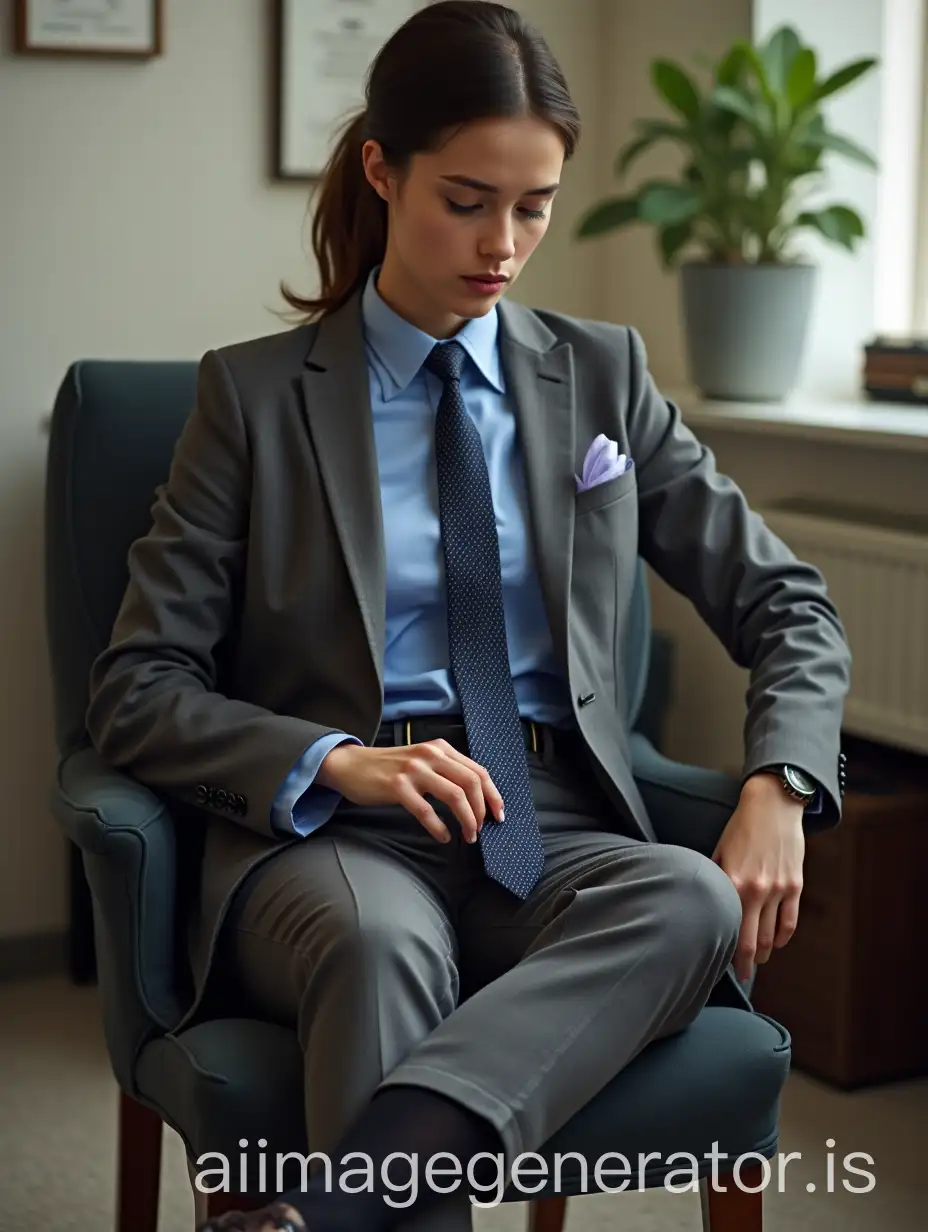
361,265,503,399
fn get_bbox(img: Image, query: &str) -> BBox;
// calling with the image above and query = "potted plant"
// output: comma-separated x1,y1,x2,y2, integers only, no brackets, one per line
575,26,878,401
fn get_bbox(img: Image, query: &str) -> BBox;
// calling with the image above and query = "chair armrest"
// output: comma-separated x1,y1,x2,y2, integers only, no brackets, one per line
51,746,193,1094
630,732,740,859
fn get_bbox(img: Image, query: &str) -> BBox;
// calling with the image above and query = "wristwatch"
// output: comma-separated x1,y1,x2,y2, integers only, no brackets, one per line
760,764,819,807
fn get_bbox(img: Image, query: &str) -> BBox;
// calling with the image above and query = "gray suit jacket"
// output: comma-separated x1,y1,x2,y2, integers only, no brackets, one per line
85,287,851,1023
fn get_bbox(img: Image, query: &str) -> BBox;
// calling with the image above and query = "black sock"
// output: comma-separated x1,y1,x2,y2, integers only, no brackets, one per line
279,1086,504,1232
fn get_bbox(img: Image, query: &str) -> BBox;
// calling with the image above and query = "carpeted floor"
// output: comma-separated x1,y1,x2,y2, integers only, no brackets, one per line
0,976,924,1231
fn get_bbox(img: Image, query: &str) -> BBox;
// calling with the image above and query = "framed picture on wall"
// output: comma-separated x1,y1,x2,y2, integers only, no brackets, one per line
13,0,164,60
274,0,425,181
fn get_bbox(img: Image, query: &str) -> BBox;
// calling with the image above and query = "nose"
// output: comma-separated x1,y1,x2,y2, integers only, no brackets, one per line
478,215,516,263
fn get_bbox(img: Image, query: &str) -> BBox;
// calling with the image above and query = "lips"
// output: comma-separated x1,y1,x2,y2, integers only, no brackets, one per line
461,274,508,292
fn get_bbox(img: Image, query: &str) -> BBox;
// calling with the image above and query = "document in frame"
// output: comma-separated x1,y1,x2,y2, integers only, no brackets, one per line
278,0,426,180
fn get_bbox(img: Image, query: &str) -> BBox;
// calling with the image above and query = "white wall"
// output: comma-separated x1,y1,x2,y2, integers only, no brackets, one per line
0,0,605,944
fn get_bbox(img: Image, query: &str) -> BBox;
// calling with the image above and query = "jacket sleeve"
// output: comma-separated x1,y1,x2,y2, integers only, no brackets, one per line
85,349,346,839
623,326,851,822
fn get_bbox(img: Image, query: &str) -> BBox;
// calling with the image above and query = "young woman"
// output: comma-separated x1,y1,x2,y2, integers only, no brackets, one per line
86,3,850,1230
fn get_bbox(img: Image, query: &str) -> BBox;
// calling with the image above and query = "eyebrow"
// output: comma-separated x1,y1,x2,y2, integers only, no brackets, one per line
440,174,560,196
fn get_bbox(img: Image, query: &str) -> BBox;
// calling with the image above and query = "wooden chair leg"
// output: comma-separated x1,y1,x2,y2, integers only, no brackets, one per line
527,1195,568,1232
205,1191,265,1219
117,1090,162,1232
700,1162,764,1231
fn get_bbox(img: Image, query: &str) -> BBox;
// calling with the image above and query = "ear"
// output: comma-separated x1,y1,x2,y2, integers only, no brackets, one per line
361,140,394,205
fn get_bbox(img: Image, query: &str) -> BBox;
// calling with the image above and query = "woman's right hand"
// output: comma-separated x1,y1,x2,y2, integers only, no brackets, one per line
317,740,505,845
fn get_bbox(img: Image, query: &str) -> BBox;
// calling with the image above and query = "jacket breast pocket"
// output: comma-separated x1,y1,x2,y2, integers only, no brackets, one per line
571,466,639,714
575,465,637,517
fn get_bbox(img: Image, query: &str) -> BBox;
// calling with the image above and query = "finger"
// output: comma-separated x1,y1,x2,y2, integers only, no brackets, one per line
417,765,480,844
424,743,487,828
735,897,761,984
774,884,801,948
755,895,781,966
394,777,452,844
431,740,505,821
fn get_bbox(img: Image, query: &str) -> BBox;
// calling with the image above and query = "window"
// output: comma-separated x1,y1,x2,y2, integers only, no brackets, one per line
916,7,928,333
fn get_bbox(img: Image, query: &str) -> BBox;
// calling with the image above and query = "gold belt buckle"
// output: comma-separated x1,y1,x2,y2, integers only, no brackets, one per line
529,720,539,754
405,719,413,746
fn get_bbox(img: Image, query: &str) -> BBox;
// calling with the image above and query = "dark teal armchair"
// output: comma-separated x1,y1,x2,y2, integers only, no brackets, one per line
44,360,788,1232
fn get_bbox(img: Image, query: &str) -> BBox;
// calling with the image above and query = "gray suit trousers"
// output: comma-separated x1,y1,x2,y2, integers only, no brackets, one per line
218,736,742,1229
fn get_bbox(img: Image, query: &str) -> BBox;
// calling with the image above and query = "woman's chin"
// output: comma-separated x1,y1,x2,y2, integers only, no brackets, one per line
451,280,504,315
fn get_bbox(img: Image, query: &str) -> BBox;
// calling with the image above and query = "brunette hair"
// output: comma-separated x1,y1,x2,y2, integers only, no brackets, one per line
281,1,581,321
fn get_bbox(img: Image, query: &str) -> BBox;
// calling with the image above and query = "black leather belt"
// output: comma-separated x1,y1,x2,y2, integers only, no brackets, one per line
374,714,583,762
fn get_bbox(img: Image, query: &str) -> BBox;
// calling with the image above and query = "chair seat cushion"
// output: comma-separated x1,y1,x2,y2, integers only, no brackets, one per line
135,1006,789,1200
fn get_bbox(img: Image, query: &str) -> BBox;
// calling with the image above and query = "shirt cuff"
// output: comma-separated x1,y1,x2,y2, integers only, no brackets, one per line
271,732,364,838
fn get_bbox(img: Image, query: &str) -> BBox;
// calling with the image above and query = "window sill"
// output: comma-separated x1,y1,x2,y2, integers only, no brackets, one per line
667,389,928,454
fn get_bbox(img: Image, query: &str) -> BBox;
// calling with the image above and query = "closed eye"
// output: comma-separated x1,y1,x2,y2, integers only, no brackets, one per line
445,200,548,221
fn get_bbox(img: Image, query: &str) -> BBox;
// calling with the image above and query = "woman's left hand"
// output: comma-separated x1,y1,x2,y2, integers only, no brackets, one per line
711,773,806,984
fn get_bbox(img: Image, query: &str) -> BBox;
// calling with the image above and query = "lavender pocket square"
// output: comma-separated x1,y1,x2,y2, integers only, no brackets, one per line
575,434,633,493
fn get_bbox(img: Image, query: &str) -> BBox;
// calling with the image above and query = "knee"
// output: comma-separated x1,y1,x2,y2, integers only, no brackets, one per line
317,904,456,989
667,850,742,957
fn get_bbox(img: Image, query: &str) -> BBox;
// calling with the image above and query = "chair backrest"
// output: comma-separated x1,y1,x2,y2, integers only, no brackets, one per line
45,361,199,760
44,357,652,759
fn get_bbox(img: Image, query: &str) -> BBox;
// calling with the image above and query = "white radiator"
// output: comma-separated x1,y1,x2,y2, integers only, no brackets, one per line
759,499,928,756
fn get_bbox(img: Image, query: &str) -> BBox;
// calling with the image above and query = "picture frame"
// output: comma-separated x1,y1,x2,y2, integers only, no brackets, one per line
273,0,423,182
13,0,164,60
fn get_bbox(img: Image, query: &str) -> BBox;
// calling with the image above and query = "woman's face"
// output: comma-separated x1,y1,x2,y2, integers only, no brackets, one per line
363,115,566,338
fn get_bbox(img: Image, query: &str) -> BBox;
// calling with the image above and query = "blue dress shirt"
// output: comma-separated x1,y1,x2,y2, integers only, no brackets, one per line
271,266,574,836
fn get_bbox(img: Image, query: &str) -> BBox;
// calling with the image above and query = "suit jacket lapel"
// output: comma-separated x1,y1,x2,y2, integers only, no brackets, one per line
300,292,386,712
497,298,576,680
298,290,578,715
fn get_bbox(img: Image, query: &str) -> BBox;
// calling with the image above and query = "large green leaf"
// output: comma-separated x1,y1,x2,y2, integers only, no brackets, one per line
760,26,802,93
782,140,823,176
658,222,694,267
575,196,640,239
638,181,704,226
801,129,878,169
795,110,826,142
710,85,764,129
614,121,690,176
795,205,866,249
811,58,877,103
787,48,817,108
716,44,749,87
732,39,775,106
614,134,659,177
652,60,702,122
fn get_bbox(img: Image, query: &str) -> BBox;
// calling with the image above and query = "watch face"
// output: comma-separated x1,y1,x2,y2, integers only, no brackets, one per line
784,765,817,796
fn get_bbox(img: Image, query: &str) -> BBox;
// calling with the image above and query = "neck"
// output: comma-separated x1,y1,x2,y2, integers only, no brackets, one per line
375,255,464,340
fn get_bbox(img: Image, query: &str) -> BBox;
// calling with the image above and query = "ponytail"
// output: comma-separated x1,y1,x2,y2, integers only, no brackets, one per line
280,109,387,321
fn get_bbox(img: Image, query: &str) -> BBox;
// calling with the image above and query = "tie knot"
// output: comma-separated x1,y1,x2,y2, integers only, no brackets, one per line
424,341,467,386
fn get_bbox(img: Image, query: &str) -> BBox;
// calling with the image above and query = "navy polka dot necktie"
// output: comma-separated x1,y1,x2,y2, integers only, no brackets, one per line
425,340,544,900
